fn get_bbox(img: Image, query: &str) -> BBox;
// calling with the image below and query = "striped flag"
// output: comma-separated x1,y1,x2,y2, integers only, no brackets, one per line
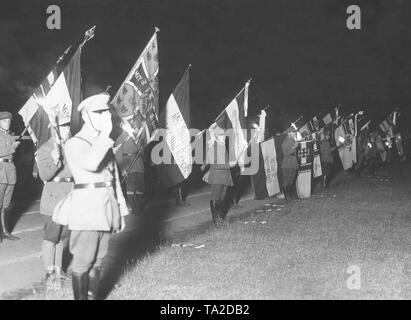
212,81,250,168
18,47,82,149
111,29,159,146
157,67,192,188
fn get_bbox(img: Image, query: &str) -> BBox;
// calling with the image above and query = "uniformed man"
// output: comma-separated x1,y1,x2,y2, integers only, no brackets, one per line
319,130,334,189
281,128,299,200
0,111,20,242
114,129,146,214
202,128,233,226
36,119,73,285
63,93,129,300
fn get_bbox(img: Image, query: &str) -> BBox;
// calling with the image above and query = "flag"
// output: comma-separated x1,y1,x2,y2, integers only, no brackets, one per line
213,81,250,168
256,109,266,143
323,113,333,125
157,68,192,188
252,138,281,199
334,116,357,170
111,29,159,146
296,140,314,198
309,116,321,132
18,47,82,149
379,116,394,136
298,122,311,139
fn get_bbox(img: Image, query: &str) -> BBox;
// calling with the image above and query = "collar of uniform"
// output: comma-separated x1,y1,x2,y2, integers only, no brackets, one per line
0,128,9,135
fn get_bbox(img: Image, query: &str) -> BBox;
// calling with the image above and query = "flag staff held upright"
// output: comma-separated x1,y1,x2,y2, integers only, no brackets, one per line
17,26,96,138
196,78,252,138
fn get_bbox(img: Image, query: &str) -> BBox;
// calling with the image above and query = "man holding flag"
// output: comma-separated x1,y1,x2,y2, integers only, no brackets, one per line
281,127,299,200
0,112,21,242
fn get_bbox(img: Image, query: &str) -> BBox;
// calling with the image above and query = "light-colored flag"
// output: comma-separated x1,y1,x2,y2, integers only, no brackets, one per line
323,113,332,125
214,80,250,168
256,109,266,143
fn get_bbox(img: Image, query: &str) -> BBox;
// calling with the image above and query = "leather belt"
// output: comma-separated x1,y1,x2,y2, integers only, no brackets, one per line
51,177,74,183
0,158,12,163
73,181,114,190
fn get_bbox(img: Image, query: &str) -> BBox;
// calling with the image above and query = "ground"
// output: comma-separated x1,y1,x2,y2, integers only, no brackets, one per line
1,161,411,300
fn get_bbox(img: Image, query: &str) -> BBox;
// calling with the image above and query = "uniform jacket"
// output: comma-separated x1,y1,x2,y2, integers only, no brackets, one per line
0,130,17,184
319,139,334,163
37,137,73,216
281,135,299,169
204,140,233,187
63,126,129,231
114,130,145,174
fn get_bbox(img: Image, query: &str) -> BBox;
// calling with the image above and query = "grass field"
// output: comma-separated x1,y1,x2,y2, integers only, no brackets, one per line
29,162,411,300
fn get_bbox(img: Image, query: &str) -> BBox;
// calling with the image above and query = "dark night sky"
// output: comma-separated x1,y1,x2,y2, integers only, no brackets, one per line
1,0,411,133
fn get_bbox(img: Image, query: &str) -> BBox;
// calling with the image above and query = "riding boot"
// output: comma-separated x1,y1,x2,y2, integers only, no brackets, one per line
282,187,286,200
210,200,217,225
176,187,190,207
322,176,327,189
218,200,226,223
284,187,290,200
72,272,89,300
290,185,297,200
0,208,19,240
0,208,3,243
87,267,101,300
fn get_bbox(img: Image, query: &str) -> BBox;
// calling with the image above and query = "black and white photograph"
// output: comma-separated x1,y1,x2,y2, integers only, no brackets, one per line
0,0,411,304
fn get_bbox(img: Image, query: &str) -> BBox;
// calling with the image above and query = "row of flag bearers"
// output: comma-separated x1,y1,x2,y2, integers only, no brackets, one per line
1,25,409,300
252,107,407,202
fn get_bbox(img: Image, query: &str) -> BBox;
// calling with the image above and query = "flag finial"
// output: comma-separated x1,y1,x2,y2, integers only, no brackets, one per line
155,27,160,33
80,25,96,49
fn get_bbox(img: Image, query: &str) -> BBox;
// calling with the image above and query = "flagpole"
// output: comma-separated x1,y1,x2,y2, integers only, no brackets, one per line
197,78,252,138
282,115,303,134
120,126,145,185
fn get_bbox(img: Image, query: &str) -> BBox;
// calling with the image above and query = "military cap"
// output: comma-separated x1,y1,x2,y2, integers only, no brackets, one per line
77,93,110,113
0,111,12,120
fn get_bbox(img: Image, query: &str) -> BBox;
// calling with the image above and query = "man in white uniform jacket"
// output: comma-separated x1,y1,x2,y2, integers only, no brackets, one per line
63,93,129,300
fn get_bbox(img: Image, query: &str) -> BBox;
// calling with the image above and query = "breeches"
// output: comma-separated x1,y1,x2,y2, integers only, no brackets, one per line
321,162,332,177
211,184,227,201
0,183,14,209
69,230,111,274
282,168,298,188
44,217,69,244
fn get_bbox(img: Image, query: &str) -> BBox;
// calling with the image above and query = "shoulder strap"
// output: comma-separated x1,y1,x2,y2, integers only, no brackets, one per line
71,136,92,146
